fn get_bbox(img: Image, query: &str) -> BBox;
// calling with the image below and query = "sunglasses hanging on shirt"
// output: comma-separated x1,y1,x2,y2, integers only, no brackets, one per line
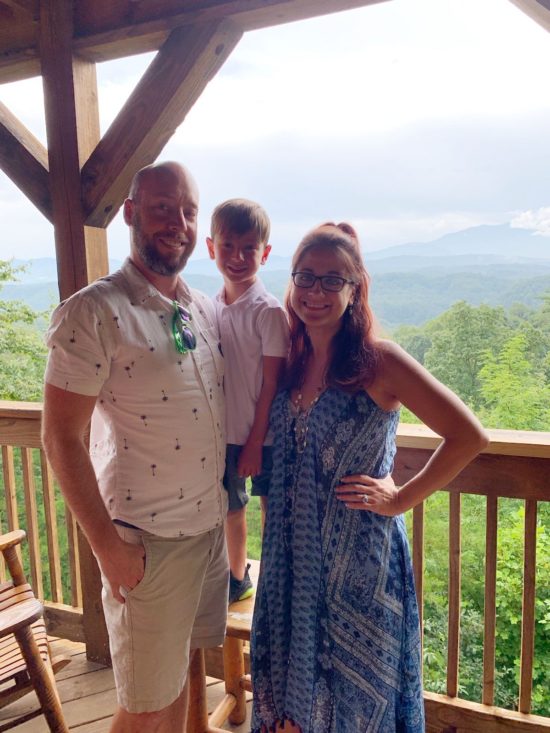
172,301,197,354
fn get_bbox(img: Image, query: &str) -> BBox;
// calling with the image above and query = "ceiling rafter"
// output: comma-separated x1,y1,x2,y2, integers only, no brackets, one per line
0,101,51,220
0,0,387,83
82,19,242,228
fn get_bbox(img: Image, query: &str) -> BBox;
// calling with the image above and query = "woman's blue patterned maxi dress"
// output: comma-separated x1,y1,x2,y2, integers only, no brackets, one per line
251,388,425,733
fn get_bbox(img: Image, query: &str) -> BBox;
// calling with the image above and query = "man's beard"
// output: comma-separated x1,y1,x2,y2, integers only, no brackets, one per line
133,222,194,276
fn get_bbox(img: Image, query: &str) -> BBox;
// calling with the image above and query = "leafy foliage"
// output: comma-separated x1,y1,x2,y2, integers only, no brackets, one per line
0,260,49,402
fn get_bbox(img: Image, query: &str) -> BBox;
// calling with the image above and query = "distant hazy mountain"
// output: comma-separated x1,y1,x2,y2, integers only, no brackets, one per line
4,224,550,326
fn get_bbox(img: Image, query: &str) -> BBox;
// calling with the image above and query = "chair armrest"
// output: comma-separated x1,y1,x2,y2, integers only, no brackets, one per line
0,597,43,636
0,530,26,552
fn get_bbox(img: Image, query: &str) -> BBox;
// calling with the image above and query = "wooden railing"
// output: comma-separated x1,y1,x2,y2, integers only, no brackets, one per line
1,400,549,731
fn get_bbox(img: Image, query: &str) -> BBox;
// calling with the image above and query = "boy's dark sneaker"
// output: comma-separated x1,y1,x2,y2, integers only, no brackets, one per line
229,563,254,605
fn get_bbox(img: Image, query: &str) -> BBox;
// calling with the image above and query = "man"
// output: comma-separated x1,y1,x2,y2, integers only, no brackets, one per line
42,162,228,732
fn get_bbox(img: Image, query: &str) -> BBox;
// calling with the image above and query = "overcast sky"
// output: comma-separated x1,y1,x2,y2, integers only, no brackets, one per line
1,0,549,262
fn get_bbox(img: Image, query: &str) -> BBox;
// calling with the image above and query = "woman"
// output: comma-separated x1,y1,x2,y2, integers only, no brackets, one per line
250,223,488,733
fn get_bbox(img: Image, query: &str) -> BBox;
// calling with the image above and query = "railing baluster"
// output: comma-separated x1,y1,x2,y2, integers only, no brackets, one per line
412,501,425,651
1,445,18,582
2,444,19,531
482,495,498,705
519,499,537,714
40,451,64,603
447,490,461,697
20,446,44,599
66,506,83,608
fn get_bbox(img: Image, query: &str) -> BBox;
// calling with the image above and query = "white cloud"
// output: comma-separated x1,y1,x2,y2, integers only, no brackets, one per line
511,207,550,237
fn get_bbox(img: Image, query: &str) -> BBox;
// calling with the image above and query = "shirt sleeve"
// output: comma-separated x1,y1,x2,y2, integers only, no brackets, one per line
44,293,113,397
257,305,289,358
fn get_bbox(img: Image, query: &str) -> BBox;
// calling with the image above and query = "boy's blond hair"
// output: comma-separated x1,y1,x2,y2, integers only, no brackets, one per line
210,198,270,243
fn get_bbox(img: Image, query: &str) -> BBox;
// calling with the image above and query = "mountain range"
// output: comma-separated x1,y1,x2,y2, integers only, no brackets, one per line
2,224,549,327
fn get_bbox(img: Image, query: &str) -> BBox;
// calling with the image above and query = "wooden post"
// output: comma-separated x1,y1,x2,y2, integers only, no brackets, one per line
39,0,108,300
39,0,110,664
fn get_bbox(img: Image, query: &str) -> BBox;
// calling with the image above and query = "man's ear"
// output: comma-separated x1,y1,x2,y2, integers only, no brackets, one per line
206,237,216,260
123,198,134,226
261,243,272,265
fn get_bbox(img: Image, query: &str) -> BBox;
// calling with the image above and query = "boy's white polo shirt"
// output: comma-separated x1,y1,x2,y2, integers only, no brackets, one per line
45,259,226,538
214,279,288,445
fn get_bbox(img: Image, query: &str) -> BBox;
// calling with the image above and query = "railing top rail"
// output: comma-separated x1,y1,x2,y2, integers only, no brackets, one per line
0,401,43,419
397,423,550,458
1,402,550,458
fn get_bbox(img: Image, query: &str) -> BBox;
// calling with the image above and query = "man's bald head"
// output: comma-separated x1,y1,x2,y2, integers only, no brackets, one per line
124,161,200,278
128,162,199,204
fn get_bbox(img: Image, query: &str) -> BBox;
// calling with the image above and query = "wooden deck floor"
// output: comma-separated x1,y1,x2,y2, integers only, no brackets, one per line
0,637,252,731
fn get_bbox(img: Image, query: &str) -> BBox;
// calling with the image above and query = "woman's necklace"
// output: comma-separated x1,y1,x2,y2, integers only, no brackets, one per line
292,382,325,454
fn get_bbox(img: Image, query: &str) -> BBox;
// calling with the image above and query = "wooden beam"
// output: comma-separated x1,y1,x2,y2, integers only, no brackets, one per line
0,0,389,83
39,2,109,663
82,19,242,227
1,0,38,16
0,101,51,220
40,0,108,300
508,0,550,33
424,691,550,731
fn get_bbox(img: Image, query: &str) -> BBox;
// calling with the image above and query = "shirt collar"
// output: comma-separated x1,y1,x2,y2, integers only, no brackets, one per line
120,257,192,306
216,277,267,306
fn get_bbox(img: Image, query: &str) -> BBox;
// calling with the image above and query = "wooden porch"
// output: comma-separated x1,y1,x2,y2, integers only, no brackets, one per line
1,401,550,732
0,637,253,732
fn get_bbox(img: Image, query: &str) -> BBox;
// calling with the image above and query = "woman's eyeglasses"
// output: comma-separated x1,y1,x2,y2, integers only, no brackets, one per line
172,302,197,354
291,271,355,293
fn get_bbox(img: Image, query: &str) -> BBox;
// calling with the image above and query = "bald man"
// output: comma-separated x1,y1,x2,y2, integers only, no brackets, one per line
42,162,228,732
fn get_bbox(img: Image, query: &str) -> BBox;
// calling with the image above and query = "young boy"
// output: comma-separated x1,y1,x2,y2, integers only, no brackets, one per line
207,199,288,604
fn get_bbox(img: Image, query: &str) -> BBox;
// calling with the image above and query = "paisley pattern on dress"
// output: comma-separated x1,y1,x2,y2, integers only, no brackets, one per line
251,388,425,733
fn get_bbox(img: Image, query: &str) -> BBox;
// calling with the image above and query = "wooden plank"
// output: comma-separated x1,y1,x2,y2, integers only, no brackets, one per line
39,451,63,603
77,525,110,665
73,0,389,61
447,491,461,697
44,602,85,644
0,101,52,221
1,445,19,532
395,449,550,501
0,0,390,84
2,0,39,16
65,506,83,608
39,0,108,301
518,500,537,714
508,0,550,33
82,19,243,227
424,691,550,731
412,501,424,649
482,495,498,706
20,446,43,599
397,424,550,458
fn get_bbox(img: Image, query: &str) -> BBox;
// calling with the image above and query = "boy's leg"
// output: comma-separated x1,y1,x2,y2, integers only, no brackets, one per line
226,506,247,581
223,445,250,589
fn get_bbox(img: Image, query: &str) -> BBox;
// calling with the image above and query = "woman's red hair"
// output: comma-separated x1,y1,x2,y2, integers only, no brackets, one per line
284,222,379,392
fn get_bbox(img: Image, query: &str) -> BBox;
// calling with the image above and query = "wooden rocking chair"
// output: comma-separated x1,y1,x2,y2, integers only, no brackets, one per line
0,529,70,732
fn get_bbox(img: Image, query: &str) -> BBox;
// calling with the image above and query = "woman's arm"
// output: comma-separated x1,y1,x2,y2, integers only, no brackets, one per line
336,340,489,515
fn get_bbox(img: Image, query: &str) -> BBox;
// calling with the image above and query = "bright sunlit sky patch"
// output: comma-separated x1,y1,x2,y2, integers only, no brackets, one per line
0,0,549,261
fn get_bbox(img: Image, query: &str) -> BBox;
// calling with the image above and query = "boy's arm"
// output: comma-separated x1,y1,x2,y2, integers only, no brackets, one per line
237,355,285,478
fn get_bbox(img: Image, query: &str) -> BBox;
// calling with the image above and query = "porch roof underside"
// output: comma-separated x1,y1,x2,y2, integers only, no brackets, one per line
0,0,549,86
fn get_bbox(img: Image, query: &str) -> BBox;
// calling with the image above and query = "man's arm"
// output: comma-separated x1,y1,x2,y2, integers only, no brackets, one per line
237,355,285,477
42,383,145,603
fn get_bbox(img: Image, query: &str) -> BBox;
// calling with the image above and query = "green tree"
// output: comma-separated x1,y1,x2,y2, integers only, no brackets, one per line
479,332,550,430
423,301,509,409
0,260,48,402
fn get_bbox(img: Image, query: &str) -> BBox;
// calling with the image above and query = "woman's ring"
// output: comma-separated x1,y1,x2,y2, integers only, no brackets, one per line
362,495,369,505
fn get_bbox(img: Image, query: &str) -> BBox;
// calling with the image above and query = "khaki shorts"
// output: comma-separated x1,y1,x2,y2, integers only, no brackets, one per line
101,524,228,714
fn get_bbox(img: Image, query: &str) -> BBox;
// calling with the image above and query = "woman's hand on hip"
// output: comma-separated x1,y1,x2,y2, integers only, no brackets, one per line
335,473,401,516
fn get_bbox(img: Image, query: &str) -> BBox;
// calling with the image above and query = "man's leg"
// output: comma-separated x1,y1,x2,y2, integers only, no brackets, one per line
102,529,219,730
109,671,189,732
